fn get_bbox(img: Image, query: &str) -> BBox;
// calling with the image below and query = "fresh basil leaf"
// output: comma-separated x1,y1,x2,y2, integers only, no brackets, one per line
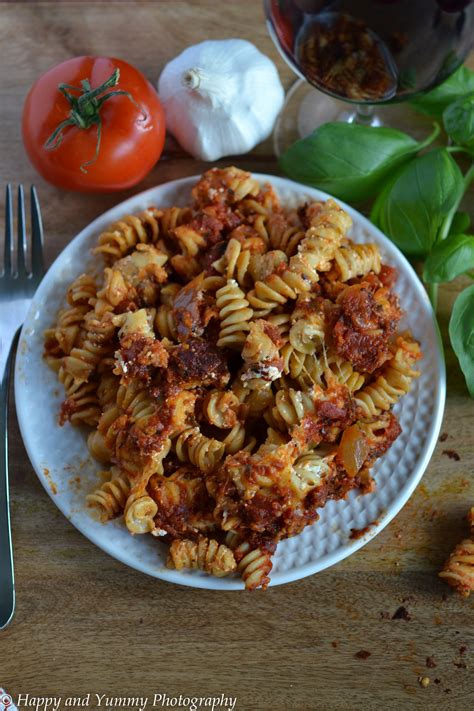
449,211,471,235
443,93,474,149
376,148,464,257
410,65,474,118
449,284,474,397
370,161,411,225
423,234,474,283
279,122,438,202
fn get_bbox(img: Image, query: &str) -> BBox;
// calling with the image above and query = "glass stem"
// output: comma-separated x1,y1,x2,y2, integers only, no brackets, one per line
344,103,380,127
354,104,376,125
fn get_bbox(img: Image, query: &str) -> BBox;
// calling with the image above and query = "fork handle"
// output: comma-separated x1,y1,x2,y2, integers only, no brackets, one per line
0,328,19,629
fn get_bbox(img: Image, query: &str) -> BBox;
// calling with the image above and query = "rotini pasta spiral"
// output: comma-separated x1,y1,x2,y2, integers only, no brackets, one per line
203,390,240,429
212,238,252,288
357,413,393,441
167,537,237,577
439,539,474,597
92,405,123,461
193,166,260,205
285,349,364,393
222,423,256,455
354,337,421,418
115,380,158,432
175,427,225,473
247,269,310,316
154,304,177,340
280,345,308,383
237,183,279,215
228,225,267,255
159,206,193,239
86,467,130,521
58,366,100,427
44,274,98,366
224,530,243,551
269,388,316,430
289,313,326,355
97,372,120,411
247,250,288,283
241,319,282,383
439,509,474,597
118,435,171,482
97,245,168,313
66,273,97,306
87,428,114,464
147,468,215,536
329,357,365,393
93,208,162,262
173,223,207,257
216,280,253,348
231,379,274,418
235,542,272,590
291,450,335,497
63,312,116,383
250,213,270,246
265,427,288,445
287,198,351,284
267,213,305,257
334,243,381,282
124,492,158,534
53,304,90,355
266,313,291,342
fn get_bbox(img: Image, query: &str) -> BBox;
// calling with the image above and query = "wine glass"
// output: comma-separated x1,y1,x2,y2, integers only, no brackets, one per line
264,0,474,154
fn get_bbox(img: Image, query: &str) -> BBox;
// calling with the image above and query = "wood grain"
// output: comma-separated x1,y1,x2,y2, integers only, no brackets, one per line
0,3,473,710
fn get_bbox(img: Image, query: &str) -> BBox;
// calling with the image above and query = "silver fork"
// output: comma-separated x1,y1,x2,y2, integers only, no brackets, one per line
0,185,44,629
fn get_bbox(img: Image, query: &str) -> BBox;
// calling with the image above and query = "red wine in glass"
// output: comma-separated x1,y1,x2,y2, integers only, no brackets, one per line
267,0,474,103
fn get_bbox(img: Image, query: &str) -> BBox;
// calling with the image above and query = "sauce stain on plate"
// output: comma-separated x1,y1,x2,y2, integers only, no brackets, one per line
43,467,58,495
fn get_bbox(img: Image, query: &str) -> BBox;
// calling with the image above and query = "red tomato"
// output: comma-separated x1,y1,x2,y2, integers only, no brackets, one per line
22,56,166,192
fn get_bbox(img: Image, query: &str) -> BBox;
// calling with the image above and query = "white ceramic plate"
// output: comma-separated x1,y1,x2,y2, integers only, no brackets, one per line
15,174,445,589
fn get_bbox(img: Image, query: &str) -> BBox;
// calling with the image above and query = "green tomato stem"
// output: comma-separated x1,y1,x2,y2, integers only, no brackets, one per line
44,67,147,173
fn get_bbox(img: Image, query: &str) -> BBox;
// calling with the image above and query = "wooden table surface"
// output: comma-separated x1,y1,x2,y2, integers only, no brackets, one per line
1,2,473,710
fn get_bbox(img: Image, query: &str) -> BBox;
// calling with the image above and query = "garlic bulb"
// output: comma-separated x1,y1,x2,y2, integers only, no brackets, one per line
158,39,285,161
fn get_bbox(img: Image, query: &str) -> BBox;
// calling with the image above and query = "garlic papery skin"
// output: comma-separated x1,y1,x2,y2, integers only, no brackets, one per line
158,39,285,161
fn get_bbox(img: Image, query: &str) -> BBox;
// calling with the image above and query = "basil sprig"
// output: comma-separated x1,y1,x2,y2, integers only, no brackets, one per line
424,235,474,284
443,93,474,151
375,149,464,258
410,65,474,118
279,64,474,397
279,123,439,202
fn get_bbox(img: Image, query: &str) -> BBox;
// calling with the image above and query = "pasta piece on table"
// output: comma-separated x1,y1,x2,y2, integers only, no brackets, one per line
439,508,474,598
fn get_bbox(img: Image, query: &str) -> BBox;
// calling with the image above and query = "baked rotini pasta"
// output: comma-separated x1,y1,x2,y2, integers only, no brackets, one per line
439,507,474,598
93,208,163,262
44,167,421,590
86,467,130,521
167,537,237,577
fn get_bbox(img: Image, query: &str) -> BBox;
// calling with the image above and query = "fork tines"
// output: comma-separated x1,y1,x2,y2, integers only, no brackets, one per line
3,185,44,279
